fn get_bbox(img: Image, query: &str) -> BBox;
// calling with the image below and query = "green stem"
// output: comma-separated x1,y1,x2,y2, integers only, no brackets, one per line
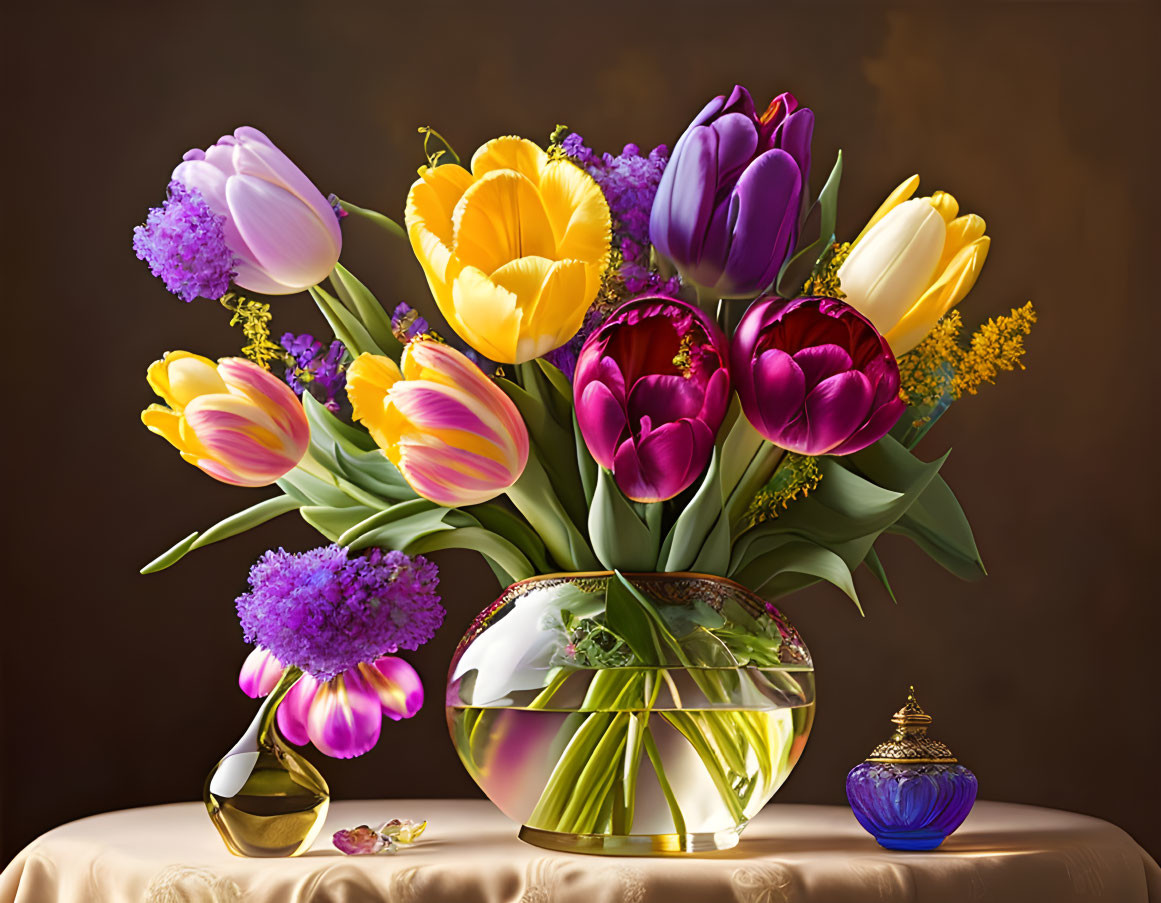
662,711,746,824
295,450,391,511
644,729,686,835
336,199,407,242
506,455,599,571
222,666,302,760
527,669,572,710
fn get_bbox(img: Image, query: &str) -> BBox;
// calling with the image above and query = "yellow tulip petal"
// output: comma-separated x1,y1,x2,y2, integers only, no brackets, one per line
537,160,611,266
406,165,475,316
409,222,459,301
470,136,546,184
507,258,590,363
452,170,556,274
488,255,553,304
406,164,473,246
852,174,920,246
177,412,211,460
141,405,185,450
146,351,222,410
346,353,405,455
937,214,987,274
926,190,959,223
885,236,991,355
450,267,522,363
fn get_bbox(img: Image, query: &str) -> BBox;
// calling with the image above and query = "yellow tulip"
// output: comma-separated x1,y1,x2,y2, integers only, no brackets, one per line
405,136,611,364
142,351,310,486
837,175,990,355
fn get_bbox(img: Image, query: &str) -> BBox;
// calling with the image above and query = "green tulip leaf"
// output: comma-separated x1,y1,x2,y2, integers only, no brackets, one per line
140,532,199,575
716,398,765,501
605,572,665,666
574,409,598,505
887,472,986,580
308,285,386,358
405,527,535,584
470,502,553,574
301,504,382,542
333,445,415,501
532,358,575,427
302,393,378,455
329,263,402,358
863,546,897,603
140,494,305,574
660,449,724,572
589,468,659,571
347,504,471,552
336,498,442,547
507,453,599,571
277,469,360,509
498,377,588,530
734,538,862,612
192,494,303,549
777,149,843,296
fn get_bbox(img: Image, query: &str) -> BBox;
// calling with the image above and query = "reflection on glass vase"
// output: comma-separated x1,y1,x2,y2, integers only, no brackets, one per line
204,667,330,857
446,572,815,856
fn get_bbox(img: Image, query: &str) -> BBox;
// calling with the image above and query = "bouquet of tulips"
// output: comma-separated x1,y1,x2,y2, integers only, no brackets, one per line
135,86,1033,772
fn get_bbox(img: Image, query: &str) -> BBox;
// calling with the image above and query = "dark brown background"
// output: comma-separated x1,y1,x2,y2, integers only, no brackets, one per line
3,0,1159,867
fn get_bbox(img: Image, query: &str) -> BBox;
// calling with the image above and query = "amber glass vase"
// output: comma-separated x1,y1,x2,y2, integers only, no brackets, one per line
446,572,815,855
204,668,330,857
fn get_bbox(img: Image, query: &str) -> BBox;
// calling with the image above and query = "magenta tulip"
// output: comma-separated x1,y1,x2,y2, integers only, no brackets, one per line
575,296,730,502
732,296,905,456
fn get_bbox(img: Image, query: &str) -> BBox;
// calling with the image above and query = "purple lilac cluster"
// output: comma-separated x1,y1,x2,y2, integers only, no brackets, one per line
132,180,237,302
236,544,443,681
561,134,680,297
281,332,347,412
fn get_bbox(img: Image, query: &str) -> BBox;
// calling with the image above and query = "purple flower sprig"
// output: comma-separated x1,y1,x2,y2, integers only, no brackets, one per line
236,545,443,682
133,180,238,302
280,332,348,412
561,134,680,299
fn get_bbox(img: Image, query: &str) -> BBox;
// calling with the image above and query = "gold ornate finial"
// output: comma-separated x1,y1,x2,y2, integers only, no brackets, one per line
891,685,933,729
866,686,956,764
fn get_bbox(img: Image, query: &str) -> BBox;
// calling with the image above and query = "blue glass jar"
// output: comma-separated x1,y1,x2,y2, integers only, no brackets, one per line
845,687,977,851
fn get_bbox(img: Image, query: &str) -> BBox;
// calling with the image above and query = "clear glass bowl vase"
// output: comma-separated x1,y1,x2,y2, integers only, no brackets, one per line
445,572,815,855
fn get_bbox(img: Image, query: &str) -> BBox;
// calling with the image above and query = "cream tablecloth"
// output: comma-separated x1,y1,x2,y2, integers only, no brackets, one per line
1,799,1157,902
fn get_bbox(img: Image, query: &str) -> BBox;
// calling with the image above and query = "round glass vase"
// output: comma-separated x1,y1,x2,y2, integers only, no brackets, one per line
204,668,330,857
445,572,815,856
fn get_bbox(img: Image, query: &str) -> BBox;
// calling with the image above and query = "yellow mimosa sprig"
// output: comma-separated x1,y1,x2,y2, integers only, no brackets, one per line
744,453,824,529
802,242,851,299
220,293,282,370
899,301,1037,411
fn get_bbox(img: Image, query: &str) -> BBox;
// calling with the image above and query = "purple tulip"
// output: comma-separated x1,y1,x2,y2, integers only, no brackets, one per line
574,297,730,503
172,127,341,295
650,86,813,298
731,296,905,456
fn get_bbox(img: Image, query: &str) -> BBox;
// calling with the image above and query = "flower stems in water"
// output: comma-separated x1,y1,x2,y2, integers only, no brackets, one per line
521,667,788,837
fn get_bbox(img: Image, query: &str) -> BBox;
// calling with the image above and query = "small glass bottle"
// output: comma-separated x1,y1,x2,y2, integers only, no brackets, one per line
204,667,330,857
845,686,977,851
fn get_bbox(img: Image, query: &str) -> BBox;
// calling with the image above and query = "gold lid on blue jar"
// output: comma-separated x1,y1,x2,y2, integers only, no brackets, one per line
865,686,957,764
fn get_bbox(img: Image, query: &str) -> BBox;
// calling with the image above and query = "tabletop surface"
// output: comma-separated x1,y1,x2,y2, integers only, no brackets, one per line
2,799,1157,903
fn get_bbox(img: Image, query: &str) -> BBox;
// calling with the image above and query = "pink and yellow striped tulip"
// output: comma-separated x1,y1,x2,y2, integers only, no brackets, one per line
142,351,310,487
346,340,529,507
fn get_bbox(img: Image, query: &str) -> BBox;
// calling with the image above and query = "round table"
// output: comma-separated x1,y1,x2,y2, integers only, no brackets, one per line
1,799,1156,902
